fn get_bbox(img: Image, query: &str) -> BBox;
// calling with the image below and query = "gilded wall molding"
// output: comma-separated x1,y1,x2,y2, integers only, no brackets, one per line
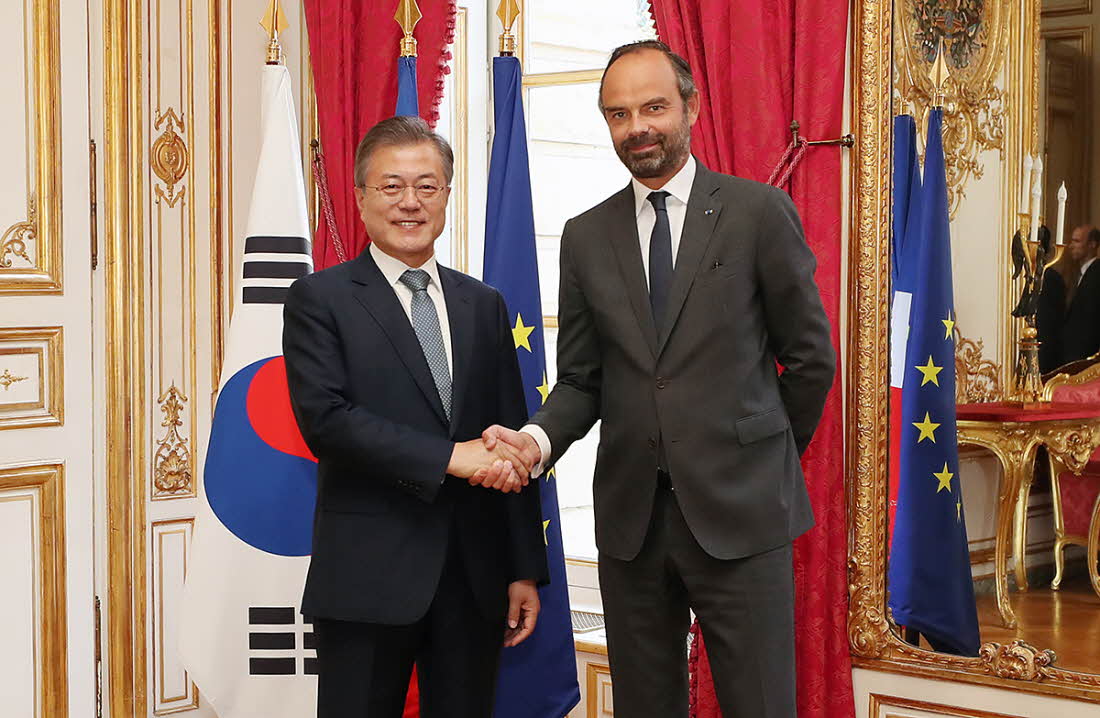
894,0,1012,218
849,0,1100,701
152,384,193,498
0,0,61,294
104,0,149,712
0,326,64,430
151,518,199,714
0,462,68,718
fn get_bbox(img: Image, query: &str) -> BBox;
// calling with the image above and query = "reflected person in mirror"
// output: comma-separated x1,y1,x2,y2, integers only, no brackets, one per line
475,41,835,718
1060,225,1100,367
282,116,548,718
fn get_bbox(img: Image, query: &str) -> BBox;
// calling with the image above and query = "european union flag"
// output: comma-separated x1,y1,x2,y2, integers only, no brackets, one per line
484,55,580,718
396,56,418,116
887,108,981,656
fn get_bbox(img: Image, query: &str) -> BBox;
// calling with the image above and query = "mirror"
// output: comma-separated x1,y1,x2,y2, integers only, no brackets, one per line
847,0,1100,696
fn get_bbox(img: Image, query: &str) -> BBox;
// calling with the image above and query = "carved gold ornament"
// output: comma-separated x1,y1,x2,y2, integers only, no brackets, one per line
0,368,29,390
894,0,1010,217
954,329,1003,403
152,108,188,208
1,197,38,268
153,384,192,496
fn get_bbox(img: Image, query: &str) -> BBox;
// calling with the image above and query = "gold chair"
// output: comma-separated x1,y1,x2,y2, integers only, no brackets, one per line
1043,355,1100,595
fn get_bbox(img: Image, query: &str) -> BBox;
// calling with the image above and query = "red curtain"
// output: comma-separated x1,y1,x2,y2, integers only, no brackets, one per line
650,2,854,717
303,0,457,270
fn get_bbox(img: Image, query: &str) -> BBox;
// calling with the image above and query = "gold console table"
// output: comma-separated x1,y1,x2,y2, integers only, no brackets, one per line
956,402,1100,629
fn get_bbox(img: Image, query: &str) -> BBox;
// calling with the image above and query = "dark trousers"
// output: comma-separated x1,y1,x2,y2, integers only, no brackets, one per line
314,538,503,718
599,486,797,718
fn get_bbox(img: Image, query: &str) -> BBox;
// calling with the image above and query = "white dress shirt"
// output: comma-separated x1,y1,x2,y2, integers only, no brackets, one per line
370,242,453,377
1081,256,1097,282
521,157,699,475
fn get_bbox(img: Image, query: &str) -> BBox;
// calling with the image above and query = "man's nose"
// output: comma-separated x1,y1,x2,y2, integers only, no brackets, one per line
396,186,423,209
627,114,650,138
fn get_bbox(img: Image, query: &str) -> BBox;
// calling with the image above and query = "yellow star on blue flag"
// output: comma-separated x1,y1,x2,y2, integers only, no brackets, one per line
912,412,940,443
512,313,534,352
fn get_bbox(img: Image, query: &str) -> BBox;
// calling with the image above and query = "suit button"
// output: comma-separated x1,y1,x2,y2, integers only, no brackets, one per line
648,438,657,450
656,377,667,389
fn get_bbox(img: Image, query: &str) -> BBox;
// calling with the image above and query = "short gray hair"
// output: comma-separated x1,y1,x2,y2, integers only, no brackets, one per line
353,115,454,186
598,40,697,113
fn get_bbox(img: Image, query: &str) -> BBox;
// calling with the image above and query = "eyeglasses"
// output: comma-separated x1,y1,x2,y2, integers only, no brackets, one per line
360,182,450,201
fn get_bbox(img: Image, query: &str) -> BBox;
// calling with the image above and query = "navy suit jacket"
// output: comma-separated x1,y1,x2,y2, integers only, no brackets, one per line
283,249,548,625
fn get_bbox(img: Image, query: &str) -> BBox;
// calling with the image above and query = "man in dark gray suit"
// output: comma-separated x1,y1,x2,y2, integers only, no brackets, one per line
478,40,835,717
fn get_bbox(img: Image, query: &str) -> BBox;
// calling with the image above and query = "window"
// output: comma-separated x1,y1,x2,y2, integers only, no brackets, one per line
522,1,656,559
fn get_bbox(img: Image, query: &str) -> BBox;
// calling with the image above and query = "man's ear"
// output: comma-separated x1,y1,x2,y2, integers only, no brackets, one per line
686,91,701,127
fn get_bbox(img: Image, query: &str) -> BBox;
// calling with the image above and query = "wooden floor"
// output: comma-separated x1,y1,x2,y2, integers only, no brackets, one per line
976,574,1100,673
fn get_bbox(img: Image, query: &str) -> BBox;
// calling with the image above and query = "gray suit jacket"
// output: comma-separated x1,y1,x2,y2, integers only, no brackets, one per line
530,161,835,561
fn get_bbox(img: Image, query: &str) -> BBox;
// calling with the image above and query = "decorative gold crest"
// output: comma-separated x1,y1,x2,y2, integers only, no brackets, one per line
1,197,38,269
153,384,193,497
0,368,29,390
894,0,1011,217
151,108,189,208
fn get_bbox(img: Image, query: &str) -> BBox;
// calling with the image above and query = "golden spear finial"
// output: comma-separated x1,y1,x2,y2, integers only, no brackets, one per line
930,38,951,108
260,0,289,65
395,0,423,57
497,0,521,56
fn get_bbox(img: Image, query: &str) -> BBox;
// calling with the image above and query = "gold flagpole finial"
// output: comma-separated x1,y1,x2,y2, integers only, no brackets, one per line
496,0,521,56
930,38,951,108
260,0,289,65
395,0,423,57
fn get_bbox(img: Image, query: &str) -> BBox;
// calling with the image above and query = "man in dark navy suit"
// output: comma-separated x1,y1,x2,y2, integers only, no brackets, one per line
1061,225,1100,365
283,116,548,718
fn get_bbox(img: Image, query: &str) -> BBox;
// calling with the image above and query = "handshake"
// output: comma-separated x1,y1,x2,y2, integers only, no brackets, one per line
447,425,542,493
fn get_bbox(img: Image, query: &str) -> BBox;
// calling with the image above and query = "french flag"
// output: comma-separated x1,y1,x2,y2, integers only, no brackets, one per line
890,114,924,541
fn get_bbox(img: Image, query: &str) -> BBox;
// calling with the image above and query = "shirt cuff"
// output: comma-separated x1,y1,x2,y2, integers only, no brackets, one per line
520,424,552,478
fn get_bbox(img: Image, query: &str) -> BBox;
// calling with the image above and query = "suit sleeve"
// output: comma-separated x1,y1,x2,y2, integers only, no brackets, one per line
494,294,551,586
282,276,454,503
757,188,837,456
529,219,602,466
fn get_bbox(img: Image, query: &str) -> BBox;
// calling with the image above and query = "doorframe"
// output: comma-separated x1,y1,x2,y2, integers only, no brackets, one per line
103,0,149,714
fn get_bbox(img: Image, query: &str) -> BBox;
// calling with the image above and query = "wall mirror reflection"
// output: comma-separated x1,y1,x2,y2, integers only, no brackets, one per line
883,0,1100,682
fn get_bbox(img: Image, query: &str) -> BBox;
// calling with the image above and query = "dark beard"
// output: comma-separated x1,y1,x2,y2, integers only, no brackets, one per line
614,120,692,178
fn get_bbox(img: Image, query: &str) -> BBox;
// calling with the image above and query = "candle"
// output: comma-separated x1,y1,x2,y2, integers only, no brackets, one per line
1030,156,1043,246
1056,182,1067,247
1021,154,1034,208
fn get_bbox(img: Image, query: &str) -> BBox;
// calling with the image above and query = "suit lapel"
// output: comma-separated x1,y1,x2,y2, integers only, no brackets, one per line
348,251,449,427
657,165,722,354
606,186,659,355
439,267,473,437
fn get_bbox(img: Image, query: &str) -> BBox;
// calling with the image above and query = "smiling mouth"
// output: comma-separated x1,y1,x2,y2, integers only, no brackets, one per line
394,220,425,228
629,143,658,153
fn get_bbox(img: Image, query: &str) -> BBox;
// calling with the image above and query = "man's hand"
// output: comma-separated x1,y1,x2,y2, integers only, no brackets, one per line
503,579,540,647
447,439,528,493
474,425,542,489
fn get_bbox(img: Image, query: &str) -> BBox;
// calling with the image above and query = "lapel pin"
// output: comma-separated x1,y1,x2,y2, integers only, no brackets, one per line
704,208,714,215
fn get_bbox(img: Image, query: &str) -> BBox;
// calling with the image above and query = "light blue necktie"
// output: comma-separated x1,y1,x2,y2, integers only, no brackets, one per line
399,269,452,420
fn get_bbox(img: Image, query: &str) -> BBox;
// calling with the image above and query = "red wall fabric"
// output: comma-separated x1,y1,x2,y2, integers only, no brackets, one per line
650,2,854,716
303,0,457,270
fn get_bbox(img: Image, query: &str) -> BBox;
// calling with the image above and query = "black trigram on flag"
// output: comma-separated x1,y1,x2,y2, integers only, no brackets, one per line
247,606,317,676
242,235,312,305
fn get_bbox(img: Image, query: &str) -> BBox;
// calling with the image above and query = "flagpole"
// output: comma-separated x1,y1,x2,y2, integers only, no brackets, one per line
260,0,286,65
497,0,520,56
395,0,423,57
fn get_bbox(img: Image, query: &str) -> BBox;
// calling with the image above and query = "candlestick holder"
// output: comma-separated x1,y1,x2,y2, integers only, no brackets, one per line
1007,215,1053,406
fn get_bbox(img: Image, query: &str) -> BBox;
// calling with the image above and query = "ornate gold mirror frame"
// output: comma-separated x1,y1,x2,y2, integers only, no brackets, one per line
848,0,1100,702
